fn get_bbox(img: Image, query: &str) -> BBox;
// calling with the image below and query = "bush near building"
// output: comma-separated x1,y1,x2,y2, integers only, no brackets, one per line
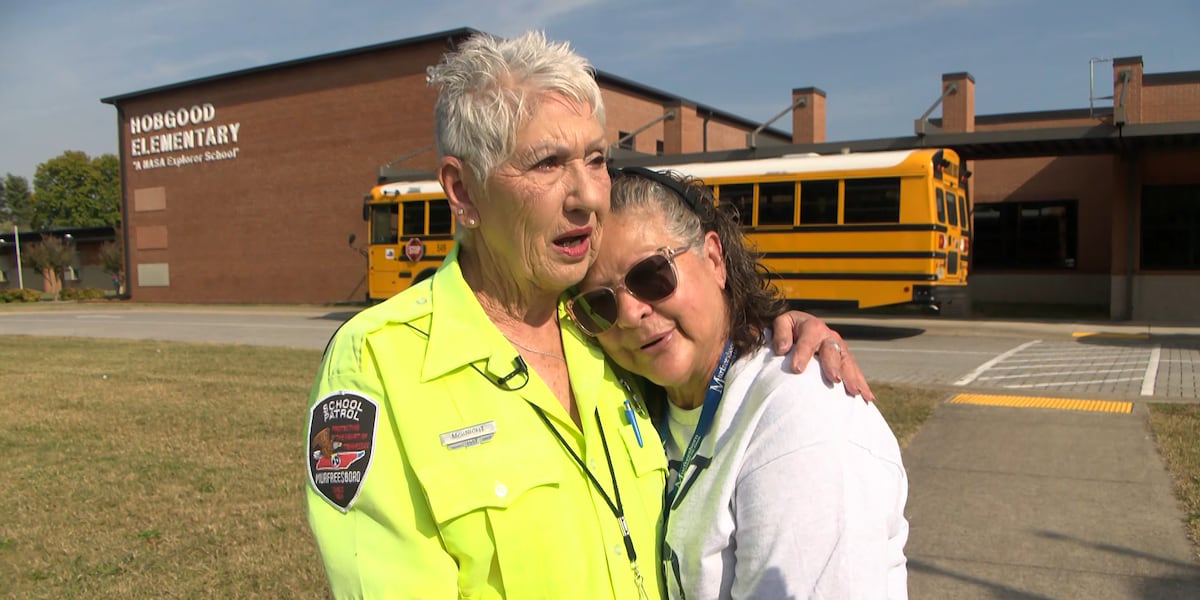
0,288,41,302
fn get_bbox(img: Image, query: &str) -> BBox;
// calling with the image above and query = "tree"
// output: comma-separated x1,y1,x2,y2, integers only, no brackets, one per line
30,151,120,229
0,173,33,228
23,235,75,298
99,224,125,293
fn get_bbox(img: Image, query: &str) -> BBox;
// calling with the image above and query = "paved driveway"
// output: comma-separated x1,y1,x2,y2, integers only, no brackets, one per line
2,305,1197,400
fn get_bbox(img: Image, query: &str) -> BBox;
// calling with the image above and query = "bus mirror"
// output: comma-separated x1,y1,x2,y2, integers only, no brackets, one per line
362,204,370,221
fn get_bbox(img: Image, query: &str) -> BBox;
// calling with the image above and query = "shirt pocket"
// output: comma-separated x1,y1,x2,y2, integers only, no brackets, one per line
615,411,667,480
416,442,566,597
417,440,562,522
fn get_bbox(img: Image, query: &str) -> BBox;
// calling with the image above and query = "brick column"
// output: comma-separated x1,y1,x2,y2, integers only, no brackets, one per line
662,101,706,154
1112,56,1143,125
791,87,826,144
941,72,975,133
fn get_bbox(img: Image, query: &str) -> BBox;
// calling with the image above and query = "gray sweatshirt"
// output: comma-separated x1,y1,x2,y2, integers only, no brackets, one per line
661,345,909,599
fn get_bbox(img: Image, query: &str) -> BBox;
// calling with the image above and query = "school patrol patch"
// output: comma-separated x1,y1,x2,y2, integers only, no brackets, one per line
307,391,378,512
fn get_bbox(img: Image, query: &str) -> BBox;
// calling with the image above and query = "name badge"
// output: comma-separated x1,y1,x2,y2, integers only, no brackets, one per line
439,421,496,449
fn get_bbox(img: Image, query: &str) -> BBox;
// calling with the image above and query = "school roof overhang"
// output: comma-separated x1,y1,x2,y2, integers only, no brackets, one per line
98,27,789,143
915,120,1200,159
610,119,1200,167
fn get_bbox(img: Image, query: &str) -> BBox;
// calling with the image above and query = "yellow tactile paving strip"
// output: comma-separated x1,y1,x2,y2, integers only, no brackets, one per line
948,393,1133,414
1071,331,1149,339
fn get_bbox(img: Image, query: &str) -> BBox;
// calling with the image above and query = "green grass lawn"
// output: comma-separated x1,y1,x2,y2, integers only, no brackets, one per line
0,337,329,599
1147,403,1200,561
0,336,1192,597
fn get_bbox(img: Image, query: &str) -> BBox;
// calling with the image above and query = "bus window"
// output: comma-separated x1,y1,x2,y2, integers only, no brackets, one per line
720,183,755,225
402,202,425,236
958,194,970,231
936,188,946,223
946,190,959,226
430,200,453,234
370,204,399,244
799,180,838,224
758,181,796,226
844,177,900,223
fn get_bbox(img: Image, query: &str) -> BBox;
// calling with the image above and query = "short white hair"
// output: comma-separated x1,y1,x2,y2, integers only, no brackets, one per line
427,30,606,186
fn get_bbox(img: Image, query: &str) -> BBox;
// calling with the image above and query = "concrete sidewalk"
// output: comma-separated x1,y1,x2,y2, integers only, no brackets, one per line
902,400,1200,598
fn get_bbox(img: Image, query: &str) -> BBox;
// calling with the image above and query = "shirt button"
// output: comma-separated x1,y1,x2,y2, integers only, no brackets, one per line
613,544,623,557
494,483,507,497
588,459,598,470
416,297,428,305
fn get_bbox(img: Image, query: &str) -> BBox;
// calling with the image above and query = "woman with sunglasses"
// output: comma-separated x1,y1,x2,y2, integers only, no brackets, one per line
570,168,909,599
305,31,874,599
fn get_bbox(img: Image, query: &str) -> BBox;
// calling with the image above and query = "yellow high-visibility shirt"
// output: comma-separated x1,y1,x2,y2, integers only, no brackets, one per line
305,245,667,599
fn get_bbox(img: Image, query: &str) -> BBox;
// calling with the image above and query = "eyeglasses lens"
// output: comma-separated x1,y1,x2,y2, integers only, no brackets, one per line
626,254,676,302
571,253,678,336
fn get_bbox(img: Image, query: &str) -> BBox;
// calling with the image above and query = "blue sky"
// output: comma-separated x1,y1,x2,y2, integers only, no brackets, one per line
2,0,1197,183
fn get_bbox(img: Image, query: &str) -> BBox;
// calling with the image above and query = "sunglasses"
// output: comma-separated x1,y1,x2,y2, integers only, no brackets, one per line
567,245,690,336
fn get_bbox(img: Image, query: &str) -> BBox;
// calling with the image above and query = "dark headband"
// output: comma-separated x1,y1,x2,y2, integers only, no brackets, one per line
610,165,707,215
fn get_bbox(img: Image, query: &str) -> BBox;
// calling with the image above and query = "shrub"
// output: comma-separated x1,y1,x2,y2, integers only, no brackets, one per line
0,288,42,303
59,287,107,301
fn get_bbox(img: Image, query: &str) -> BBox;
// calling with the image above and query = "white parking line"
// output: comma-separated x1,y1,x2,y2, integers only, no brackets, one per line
1000,352,1137,362
985,359,1149,370
1004,377,1143,389
1141,346,1161,396
978,368,1145,381
954,340,1042,386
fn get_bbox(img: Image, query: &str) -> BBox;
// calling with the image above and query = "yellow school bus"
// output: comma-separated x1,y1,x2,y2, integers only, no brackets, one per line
360,177,454,301
362,148,969,310
626,148,970,310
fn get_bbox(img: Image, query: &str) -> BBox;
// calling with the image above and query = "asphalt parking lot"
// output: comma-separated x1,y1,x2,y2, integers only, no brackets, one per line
2,305,1197,402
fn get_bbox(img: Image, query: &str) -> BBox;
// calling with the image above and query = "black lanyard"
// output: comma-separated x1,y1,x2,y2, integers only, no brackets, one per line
532,406,649,600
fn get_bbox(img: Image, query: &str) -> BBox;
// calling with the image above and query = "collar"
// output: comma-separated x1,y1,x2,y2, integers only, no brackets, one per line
408,243,614,423
419,242,510,382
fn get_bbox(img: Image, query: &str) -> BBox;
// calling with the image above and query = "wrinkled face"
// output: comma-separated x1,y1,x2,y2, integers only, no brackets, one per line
578,208,729,394
474,93,610,294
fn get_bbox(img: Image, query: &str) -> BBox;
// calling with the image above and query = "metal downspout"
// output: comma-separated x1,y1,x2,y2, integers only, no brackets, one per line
116,104,132,299
1124,149,1137,320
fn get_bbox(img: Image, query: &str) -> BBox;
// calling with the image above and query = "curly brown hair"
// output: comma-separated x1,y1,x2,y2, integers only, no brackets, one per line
609,168,786,357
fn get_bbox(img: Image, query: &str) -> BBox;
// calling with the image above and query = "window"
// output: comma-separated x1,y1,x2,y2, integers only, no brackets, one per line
656,140,664,156
618,131,634,151
719,183,754,225
958,193,970,232
800,180,838,224
1142,184,1200,269
844,177,900,223
936,188,946,223
369,204,399,244
946,190,959,227
429,200,453,234
757,182,795,226
397,200,454,236
402,202,426,236
973,200,1077,269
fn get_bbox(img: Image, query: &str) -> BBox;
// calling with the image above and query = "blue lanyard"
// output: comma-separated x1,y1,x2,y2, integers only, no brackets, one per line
657,340,735,510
